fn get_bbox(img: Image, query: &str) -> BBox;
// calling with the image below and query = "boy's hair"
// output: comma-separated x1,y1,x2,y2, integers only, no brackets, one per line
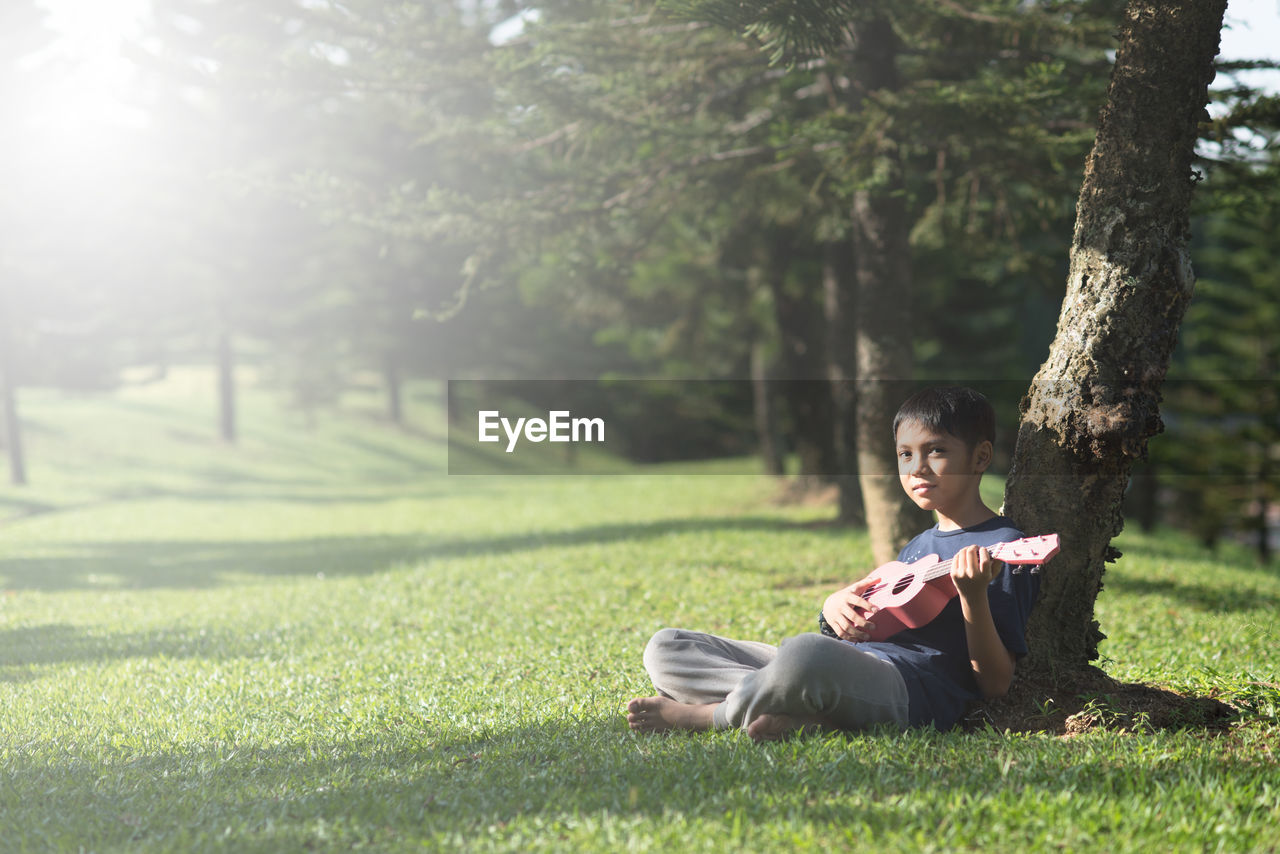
893,386,996,451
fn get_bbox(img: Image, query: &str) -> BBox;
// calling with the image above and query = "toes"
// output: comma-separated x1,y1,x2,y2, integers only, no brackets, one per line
627,696,657,713
746,714,794,742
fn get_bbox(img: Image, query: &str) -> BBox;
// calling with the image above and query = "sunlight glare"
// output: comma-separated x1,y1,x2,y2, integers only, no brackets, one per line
17,0,156,205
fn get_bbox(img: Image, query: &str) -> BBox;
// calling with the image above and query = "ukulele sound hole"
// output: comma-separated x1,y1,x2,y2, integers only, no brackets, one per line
892,575,914,595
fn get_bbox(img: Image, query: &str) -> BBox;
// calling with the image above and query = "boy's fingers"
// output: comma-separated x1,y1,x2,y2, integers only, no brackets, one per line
838,606,874,636
844,597,877,620
856,573,883,591
848,595,875,613
836,606,875,639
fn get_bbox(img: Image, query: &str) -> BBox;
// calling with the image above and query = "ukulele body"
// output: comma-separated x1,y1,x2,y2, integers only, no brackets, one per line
859,555,959,641
843,534,1059,643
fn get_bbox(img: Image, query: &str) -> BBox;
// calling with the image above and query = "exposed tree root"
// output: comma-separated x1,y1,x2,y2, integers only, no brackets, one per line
966,666,1237,735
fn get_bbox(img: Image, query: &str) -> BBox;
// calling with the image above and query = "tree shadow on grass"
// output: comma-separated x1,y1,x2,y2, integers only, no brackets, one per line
0,514,829,594
0,516,818,593
4,714,1274,850
973,666,1241,735
0,623,273,683
0,475,478,531
0,535,434,592
1101,574,1280,613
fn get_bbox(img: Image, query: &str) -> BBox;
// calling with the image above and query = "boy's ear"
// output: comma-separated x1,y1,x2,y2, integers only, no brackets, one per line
974,440,993,472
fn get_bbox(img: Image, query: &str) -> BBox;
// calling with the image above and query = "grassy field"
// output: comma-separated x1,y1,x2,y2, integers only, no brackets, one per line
1,373,1277,852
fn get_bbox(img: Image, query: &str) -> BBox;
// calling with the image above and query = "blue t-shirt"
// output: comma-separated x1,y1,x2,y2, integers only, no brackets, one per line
858,516,1039,730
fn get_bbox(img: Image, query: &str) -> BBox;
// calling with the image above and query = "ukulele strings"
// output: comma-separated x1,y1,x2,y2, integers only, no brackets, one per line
858,542,1040,598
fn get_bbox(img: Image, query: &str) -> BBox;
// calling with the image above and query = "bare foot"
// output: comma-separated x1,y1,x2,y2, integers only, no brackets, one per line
745,713,800,741
626,696,717,733
745,713,830,742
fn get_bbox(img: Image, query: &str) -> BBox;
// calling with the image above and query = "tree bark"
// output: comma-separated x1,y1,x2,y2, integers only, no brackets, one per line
1003,0,1227,676
848,16,931,564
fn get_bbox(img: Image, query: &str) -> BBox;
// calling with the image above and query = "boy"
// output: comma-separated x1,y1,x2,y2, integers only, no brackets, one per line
626,386,1038,738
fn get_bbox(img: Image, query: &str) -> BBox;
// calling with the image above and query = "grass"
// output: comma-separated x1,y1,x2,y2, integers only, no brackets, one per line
1,371,1277,852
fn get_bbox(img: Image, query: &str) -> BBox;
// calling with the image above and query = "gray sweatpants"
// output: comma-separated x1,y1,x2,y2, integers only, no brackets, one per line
643,628,910,731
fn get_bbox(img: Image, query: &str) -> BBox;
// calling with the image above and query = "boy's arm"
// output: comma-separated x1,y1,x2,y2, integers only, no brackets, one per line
952,545,1016,698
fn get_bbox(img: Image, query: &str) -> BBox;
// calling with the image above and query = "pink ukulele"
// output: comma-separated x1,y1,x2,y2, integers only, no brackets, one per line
855,534,1061,641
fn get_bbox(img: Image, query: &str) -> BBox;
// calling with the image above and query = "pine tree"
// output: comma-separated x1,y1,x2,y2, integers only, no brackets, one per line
638,0,1121,559
1158,159,1280,560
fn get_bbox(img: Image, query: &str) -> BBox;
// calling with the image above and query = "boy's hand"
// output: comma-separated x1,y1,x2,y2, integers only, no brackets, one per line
821,575,880,642
951,545,1002,600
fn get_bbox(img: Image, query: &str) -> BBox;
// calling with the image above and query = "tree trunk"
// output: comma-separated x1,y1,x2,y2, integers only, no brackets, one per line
1123,462,1159,533
1253,450,1271,564
384,351,403,425
822,240,863,523
1003,0,1227,677
0,376,23,487
766,235,837,481
849,16,931,564
217,328,237,444
0,291,27,486
445,378,459,425
750,338,785,477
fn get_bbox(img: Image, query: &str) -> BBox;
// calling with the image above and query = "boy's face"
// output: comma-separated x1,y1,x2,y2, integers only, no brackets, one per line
895,419,991,513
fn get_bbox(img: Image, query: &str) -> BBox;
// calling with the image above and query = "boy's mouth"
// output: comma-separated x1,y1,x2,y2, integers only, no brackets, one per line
911,482,936,495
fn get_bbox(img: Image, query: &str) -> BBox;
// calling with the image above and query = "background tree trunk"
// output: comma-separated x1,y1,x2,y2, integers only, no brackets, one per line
767,234,837,482
217,327,237,444
750,338,785,477
848,16,931,564
1003,0,1228,677
823,240,863,523
384,351,403,425
0,300,27,486
1123,462,1159,533
445,378,459,425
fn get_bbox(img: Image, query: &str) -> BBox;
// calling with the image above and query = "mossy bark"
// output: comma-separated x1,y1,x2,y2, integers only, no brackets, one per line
1004,0,1227,677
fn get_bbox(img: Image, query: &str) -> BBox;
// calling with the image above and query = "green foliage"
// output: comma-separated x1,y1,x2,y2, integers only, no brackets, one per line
443,0,1127,425
1153,157,1280,556
660,0,871,65
0,0,1127,464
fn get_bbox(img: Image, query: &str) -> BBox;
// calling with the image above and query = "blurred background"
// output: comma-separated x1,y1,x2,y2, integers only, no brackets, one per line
1,0,1277,557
